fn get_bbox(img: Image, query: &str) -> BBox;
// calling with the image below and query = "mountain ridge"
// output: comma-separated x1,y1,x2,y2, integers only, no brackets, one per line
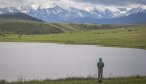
0,6,146,24
0,12,44,22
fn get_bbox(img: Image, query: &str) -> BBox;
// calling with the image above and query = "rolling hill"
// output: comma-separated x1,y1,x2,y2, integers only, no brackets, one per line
0,20,63,34
0,12,132,35
0,19,127,35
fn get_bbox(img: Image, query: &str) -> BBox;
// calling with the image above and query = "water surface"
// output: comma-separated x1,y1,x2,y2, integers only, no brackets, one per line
0,42,146,81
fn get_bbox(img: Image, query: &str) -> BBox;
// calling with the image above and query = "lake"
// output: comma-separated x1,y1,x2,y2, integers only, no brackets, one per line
0,42,146,82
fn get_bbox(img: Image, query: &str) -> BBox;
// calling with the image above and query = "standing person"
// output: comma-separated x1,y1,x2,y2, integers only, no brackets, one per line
97,58,104,83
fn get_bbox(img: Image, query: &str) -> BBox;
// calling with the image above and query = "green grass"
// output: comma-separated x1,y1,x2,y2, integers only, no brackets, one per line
0,25,146,49
0,20,64,34
0,19,127,34
1,77,146,84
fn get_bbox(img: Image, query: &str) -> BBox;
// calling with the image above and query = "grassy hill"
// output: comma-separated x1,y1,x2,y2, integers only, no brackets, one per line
0,20,64,34
0,13,130,35
0,19,129,35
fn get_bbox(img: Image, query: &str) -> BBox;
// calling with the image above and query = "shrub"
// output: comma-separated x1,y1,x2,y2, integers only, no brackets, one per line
0,79,6,83
128,29,132,32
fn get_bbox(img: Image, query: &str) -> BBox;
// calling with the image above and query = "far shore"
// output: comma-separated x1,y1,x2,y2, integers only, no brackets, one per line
0,41,145,50
0,25,146,49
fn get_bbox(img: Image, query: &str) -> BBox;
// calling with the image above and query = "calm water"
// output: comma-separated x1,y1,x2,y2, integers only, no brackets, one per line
0,42,146,82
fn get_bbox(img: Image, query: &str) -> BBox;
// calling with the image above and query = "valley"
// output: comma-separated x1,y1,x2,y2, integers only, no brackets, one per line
0,1,146,83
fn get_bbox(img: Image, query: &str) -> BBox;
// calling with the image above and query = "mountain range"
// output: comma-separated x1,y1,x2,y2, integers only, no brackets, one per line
0,12,44,22
0,5,146,24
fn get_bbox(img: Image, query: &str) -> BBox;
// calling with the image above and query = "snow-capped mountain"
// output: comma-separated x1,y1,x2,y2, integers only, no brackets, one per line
0,7,19,14
0,12,44,22
126,6,146,16
0,5,146,24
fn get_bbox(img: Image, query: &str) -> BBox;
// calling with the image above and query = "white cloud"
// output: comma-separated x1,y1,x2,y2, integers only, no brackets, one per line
0,0,30,8
0,0,146,11
0,0,104,10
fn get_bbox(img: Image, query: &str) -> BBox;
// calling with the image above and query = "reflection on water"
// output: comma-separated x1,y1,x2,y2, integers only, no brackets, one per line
0,42,146,82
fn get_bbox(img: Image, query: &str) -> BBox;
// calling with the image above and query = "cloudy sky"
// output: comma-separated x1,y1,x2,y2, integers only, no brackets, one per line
0,0,146,10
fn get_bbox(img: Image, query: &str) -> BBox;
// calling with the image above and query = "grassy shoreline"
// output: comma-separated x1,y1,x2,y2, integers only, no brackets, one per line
1,77,146,84
0,25,146,49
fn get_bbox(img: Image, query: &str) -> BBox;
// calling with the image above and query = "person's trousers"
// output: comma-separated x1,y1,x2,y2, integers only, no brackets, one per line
98,69,103,79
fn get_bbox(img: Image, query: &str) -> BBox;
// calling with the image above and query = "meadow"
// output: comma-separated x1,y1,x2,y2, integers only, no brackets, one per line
0,25,146,49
